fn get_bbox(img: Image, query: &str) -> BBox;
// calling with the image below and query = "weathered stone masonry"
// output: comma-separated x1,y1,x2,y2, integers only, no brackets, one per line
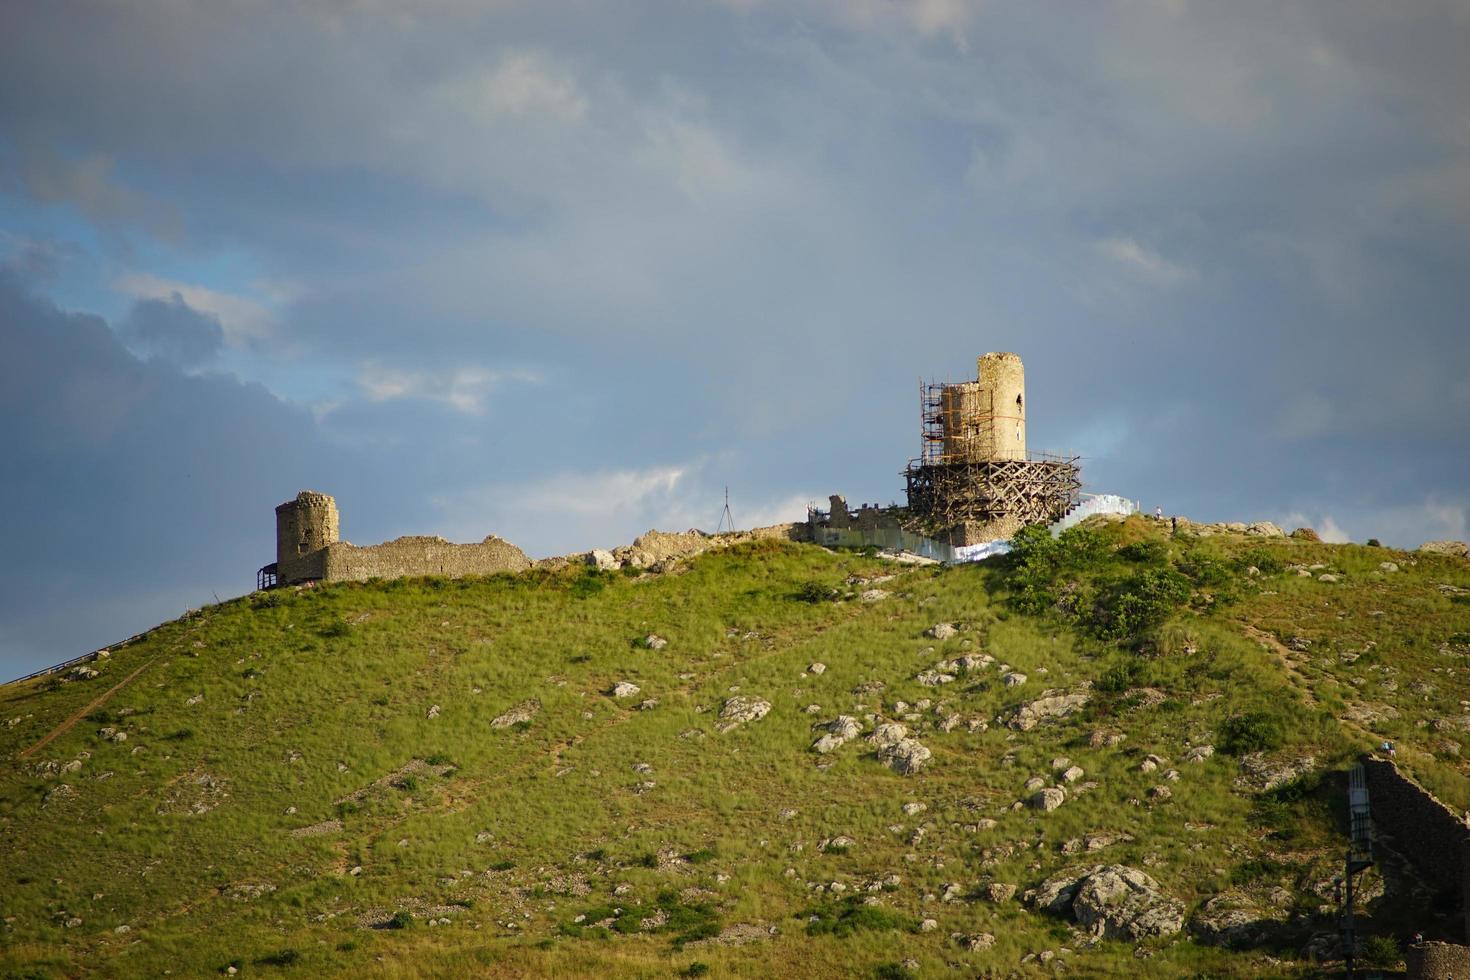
269,491,531,585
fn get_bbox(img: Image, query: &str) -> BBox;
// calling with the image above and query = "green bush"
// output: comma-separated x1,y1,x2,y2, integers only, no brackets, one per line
1089,567,1193,641
681,964,711,978
1117,539,1169,564
1366,538,1382,548
794,581,834,603
685,848,716,864
384,911,413,930
569,573,608,600
1239,549,1284,576
1360,934,1400,968
1220,711,1286,755
1096,658,1146,694
254,949,302,967
802,898,915,937
319,619,351,638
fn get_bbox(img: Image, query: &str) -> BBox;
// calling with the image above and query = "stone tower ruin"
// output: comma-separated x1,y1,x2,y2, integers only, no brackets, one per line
258,489,532,589
905,352,1079,544
275,491,340,568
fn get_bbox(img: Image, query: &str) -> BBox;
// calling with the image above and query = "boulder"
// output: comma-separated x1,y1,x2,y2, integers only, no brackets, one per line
984,882,1016,903
808,662,826,675
810,733,847,755
610,681,642,698
1420,540,1470,559
878,738,932,775
916,669,956,687
859,589,890,602
926,623,959,641
1008,690,1091,731
1189,895,1286,949
1245,522,1286,537
586,549,618,570
1071,865,1185,940
817,715,863,741
1061,765,1085,783
1182,745,1214,764
1025,868,1093,915
643,634,669,650
867,722,908,748
717,696,771,733
490,699,541,728
1028,787,1066,811
1236,753,1316,792
1002,672,1028,688
1290,527,1321,542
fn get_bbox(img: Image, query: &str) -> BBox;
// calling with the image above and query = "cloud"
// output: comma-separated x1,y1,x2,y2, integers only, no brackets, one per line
115,273,283,346
0,270,341,674
469,51,587,122
14,145,182,241
433,461,816,556
355,363,543,414
1098,237,1197,286
117,291,225,366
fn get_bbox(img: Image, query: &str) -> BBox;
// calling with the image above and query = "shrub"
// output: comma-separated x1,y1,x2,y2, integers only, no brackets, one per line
569,573,608,600
488,860,515,872
1089,568,1193,641
1366,538,1382,548
425,752,454,766
794,581,834,604
1360,935,1400,968
1220,711,1286,755
685,848,716,864
384,911,413,930
1117,539,1169,564
802,898,915,937
681,964,711,978
319,619,350,638
1096,658,1146,694
254,948,302,967
1239,549,1284,576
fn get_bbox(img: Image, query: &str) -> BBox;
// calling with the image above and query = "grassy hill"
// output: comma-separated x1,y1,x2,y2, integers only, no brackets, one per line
3,518,1469,979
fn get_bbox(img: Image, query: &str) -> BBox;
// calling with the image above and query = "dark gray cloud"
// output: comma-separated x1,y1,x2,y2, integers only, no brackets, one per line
0,1,1467,673
118,292,225,366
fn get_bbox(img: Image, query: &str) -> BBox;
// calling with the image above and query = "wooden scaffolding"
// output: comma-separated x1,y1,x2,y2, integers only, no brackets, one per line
904,454,1081,532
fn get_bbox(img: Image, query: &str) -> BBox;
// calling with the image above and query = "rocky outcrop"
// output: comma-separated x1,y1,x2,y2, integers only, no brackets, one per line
1420,540,1470,559
1007,690,1091,731
877,738,932,775
717,696,771,733
490,699,541,728
1189,895,1287,949
1026,865,1184,941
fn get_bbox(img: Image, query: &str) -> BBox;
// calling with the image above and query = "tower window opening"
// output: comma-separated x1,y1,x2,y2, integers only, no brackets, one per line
1016,394,1023,408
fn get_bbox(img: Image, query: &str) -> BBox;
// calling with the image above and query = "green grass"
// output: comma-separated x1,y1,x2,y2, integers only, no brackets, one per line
0,529,1466,977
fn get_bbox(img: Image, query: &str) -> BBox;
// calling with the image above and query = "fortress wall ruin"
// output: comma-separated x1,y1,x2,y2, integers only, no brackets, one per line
315,535,532,583
1361,756,1470,942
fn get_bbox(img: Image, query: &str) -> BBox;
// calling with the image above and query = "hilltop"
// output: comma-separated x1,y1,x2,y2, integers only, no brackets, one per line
3,518,1469,978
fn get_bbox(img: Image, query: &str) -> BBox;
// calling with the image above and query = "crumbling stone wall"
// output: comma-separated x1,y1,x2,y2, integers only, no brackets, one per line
1361,756,1470,941
312,535,532,583
1407,941,1470,979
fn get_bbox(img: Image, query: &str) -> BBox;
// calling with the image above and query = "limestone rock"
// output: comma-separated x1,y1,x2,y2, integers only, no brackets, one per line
1061,765,1084,783
878,738,932,775
1236,753,1316,792
916,669,956,687
1420,540,1470,559
643,634,669,650
984,882,1017,903
1028,787,1066,811
1245,522,1285,537
1379,561,1399,573
1182,745,1214,763
1071,865,1185,940
811,733,847,755
953,932,996,951
1291,527,1321,542
808,662,826,675
717,696,771,733
859,589,890,602
867,721,908,748
586,549,618,570
926,623,958,641
1189,895,1286,949
490,699,541,728
1002,671,1028,688
818,715,863,741
1008,690,1091,731
426,704,441,719
610,681,642,698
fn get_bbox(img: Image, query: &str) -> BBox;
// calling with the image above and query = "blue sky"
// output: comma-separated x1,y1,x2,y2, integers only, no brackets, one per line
2,1,1468,675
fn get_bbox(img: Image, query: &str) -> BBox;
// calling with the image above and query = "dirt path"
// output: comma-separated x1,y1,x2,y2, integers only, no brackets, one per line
18,656,158,760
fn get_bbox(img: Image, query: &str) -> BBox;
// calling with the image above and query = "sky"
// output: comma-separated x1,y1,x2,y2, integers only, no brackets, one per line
2,0,1468,676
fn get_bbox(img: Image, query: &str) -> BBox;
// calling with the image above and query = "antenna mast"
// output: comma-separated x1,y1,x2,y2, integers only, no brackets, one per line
716,486,735,534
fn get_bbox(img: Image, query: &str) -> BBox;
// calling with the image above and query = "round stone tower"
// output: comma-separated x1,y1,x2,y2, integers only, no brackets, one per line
976,351,1026,461
275,491,340,566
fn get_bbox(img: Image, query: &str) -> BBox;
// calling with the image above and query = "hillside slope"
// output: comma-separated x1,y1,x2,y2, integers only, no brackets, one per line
3,520,1469,978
